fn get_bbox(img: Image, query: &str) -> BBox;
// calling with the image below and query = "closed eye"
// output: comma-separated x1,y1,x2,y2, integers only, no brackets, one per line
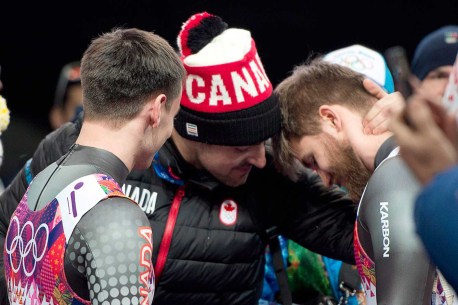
427,71,450,80
302,156,318,171
235,146,249,153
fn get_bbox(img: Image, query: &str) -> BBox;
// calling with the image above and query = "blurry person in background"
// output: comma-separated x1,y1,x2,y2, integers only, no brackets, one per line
0,62,78,189
411,25,458,101
0,65,11,192
48,61,82,129
0,63,11,303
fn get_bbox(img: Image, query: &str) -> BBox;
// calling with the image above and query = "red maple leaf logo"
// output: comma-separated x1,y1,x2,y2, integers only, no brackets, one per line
224,203,235,212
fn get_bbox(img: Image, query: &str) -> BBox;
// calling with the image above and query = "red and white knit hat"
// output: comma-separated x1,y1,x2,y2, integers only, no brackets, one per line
174,12,280,146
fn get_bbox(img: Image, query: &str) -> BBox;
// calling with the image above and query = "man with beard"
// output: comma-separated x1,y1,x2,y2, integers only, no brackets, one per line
0,13,405,305
272,57,437,305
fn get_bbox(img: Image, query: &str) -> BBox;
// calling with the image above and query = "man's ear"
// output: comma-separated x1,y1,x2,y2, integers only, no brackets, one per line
318,105,342,132
151,94,167,128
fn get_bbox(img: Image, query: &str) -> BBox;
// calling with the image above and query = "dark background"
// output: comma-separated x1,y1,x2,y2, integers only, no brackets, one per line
0,0,457,185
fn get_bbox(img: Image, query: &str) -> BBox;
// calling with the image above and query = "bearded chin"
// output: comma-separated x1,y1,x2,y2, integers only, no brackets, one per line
331,143,372,204
346,171,371,203
321,133,372,204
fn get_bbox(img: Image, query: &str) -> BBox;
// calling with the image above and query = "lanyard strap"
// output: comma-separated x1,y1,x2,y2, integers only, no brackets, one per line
266,227,293,305
154,185,186,282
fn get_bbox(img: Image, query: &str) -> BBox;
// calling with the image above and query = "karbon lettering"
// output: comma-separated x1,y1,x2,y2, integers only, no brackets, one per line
380,202,390,257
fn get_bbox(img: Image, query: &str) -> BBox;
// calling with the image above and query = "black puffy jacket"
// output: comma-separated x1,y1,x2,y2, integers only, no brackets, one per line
0,117,356,305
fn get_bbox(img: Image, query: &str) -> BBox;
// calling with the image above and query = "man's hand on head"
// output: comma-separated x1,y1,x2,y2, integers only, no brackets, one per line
362,78,405,135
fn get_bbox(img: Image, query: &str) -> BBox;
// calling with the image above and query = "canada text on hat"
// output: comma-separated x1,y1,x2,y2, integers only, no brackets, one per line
182,29,271,112
174,12,280,146
324,44,394,93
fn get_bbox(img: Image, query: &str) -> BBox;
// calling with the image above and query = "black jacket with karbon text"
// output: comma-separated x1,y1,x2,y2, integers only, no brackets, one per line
0,119,356,305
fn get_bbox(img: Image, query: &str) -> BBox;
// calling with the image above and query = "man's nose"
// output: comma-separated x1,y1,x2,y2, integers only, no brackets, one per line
246,142,266,169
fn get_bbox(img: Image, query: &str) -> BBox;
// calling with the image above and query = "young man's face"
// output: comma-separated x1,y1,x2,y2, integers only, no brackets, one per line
196,142,266,187
290,132,371,202
421,65,453,98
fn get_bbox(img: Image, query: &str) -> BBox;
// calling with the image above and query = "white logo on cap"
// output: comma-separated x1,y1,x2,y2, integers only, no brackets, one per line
219,199,237,226
324,44,386,88
186,123,198,137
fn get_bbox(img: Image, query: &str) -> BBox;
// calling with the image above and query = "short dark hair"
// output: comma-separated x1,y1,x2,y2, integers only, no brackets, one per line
81,28,185,125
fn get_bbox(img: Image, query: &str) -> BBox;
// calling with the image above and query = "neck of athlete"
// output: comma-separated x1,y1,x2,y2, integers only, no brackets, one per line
76,118,145,172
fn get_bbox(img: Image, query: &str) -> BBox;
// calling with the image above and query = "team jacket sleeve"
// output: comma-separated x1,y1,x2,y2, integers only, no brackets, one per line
256,160,357,264
358,157,436,305
71,197,154,305
415,165,458,292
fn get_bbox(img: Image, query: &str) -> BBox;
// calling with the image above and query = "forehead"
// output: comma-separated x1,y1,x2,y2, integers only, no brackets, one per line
428,65,453,75
200,142,262,155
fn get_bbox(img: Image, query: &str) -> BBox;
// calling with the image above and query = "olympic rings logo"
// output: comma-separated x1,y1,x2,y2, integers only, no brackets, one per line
5,216,49,276
337,55,374,72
